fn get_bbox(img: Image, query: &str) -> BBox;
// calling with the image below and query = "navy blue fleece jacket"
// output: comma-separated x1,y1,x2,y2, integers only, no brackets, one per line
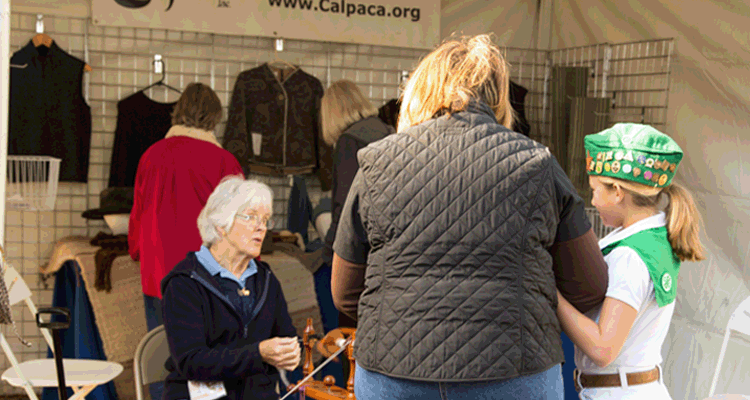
161,252,296,400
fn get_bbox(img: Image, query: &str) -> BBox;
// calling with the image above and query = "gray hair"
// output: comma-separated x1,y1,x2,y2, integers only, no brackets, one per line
197,176,273,247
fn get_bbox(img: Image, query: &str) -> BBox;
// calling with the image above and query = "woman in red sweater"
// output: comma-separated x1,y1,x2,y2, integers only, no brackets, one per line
129,82,243,331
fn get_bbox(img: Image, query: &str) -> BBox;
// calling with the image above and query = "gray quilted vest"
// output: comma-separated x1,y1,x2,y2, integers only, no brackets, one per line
353,102,564,382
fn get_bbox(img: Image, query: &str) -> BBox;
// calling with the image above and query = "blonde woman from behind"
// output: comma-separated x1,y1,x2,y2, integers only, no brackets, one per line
331,34,610,400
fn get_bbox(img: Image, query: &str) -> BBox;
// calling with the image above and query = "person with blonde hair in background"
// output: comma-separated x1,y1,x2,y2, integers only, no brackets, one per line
321,80,394,324
557,123,704,399
331,34,609,399
315,79,394,385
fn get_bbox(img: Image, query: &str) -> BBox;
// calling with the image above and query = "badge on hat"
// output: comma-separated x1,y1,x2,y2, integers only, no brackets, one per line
583,123,684,188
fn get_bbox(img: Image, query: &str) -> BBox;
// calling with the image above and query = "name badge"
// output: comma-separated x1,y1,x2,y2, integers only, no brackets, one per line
187,380,227,400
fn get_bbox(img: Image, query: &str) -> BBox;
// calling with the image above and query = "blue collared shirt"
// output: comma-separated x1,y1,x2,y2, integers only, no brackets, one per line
196,245,258,285
195,246,258,324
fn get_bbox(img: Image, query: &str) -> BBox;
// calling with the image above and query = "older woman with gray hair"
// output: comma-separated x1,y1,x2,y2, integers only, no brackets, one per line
161,176,300,400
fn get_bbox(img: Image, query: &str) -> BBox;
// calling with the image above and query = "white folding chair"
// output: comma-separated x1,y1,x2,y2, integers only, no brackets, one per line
707,295,750,397
133,325,170,400
0,265,123,400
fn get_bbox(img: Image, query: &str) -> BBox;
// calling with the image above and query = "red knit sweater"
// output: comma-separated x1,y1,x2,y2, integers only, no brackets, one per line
129,136,243,298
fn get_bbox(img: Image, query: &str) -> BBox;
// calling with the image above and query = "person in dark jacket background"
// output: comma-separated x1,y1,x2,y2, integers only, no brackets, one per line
331,34,609,399
161,176,299,400
318,79,395,382
321,79,395,326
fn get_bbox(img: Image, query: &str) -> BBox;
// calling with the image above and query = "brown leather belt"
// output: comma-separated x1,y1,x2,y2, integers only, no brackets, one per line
574,367,660,391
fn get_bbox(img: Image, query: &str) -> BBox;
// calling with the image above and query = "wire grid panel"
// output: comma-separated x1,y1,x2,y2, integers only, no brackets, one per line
549,43,610,98
546,39,674,132
3,12,89,396
585,207,615,239
85,27,429,231
606,39,674,130
5,12,675,394
3,12,434,389
504,47,550,145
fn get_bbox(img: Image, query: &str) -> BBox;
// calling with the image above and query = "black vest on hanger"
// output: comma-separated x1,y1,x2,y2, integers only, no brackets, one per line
9,41,92,182
108,91,176,187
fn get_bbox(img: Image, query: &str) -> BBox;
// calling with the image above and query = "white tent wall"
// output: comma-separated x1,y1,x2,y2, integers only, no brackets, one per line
444,1,750,399
3,0,748,398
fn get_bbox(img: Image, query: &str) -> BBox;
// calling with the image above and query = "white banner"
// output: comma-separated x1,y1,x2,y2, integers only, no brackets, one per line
93,0,440,49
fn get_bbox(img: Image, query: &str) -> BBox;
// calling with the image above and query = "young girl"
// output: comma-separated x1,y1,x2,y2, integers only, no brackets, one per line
557,123,705,399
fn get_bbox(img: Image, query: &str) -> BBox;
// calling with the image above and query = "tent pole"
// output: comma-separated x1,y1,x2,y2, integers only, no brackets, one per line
0,0,11,247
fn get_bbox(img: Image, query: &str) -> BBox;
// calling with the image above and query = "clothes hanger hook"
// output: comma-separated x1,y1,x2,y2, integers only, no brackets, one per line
154,54,164,74
36,14,44,34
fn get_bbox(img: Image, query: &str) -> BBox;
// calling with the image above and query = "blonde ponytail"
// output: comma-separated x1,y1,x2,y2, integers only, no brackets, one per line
397,34,514,133
663,182,705,262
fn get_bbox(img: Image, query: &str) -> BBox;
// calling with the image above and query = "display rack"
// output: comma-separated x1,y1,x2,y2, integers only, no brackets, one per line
1,11,674,396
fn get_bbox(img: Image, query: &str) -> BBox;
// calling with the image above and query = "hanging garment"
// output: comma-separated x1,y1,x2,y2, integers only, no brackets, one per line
223,63,333,190
550,66,589,173
378,98,401,129
567,97,610,204
9,40,92,182
109,91,176,187
509,80,531,136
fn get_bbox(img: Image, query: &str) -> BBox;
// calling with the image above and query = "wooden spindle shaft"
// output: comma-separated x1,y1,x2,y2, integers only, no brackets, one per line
346,331,356,399
303,317,315,377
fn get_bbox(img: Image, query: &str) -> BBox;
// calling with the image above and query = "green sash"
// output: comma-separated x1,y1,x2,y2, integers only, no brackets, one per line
601,226,680,307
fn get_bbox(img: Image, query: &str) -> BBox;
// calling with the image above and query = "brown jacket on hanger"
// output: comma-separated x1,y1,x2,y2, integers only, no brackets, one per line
223,63,333,190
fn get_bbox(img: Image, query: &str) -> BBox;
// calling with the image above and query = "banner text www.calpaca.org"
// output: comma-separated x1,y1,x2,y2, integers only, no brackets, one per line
268,0,421,22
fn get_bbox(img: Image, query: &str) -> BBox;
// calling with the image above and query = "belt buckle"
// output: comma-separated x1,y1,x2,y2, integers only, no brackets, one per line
573,369,583,392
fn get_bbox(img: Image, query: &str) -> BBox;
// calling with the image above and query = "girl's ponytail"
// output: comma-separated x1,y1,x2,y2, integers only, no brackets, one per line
663,182,705,262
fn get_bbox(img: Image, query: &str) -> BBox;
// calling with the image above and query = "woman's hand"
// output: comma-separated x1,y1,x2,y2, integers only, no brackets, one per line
259,337,301,371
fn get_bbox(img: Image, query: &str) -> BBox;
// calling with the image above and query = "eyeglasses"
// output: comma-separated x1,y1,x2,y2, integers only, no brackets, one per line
235,212,274,230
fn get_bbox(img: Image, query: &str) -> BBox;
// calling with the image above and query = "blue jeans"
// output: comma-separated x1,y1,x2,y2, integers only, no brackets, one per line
144,295,165,400
355,363,564,400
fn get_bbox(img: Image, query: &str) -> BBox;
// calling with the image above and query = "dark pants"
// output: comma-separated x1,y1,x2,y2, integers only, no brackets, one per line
312,263,345,387
144,294,165,400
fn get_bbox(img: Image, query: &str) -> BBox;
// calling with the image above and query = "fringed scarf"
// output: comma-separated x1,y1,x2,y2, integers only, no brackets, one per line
90,232,130,292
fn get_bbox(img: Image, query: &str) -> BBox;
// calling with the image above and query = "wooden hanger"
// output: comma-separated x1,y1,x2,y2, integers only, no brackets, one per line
31,33,52,48
32,33,93,72
269,54,295,71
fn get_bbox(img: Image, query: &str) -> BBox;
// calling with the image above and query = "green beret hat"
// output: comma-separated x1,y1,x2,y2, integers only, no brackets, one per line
584,123,683,188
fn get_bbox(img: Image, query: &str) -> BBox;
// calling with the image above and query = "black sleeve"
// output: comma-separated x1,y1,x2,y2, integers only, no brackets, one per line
551,157,591,242
332,170,370,264
314,81,334,191
324,135,363,264
108,101,131,187
549,157,608,312
269,272,297,338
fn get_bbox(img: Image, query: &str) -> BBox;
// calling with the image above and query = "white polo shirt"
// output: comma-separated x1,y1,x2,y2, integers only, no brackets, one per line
575,212,676,374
